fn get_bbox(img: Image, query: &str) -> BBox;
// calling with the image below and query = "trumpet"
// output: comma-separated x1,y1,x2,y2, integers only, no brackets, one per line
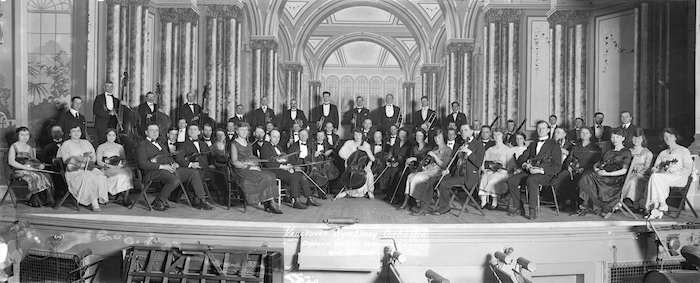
422,111,436,130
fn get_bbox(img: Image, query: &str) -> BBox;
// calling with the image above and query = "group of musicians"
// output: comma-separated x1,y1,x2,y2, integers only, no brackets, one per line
7,83,696,220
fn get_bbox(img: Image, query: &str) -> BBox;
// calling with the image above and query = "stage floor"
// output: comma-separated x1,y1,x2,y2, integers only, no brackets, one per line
3,195,698,225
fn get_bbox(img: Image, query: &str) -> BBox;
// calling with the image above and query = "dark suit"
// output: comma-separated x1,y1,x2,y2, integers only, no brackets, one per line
39,139,63,164
506,138,562,213
137,103,158,133
136,138,207,200
228,114,247,126
250,107,275,129
379,105,401,132
259,141,311,199
436,137,485,211
175,139,211,169
312,104,340,129
279,109,307,131
413,108,439,130
288,141,313,165
342,107,370,129
616,124,639,148
58,110,87,139
480,140,496,151
444,112,468,129
178,103,203,125
504,132,517,147
324,132,340,149
566,128,583,142
590,124,612,143
93,93,120,143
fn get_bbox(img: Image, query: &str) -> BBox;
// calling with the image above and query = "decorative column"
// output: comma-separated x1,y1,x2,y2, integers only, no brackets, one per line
420,64,442,109
251,37,279,110
308,80,322,111
548,10,588,126
281,62,304,108
483,8,521,127
159,8,199,117
692,0,700,154
204,5,242,121
445,40,474,117
402,82,416,123
105,0,151,107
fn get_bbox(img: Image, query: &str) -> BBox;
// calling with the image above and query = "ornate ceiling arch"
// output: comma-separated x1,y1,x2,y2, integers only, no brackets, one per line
312,32,411,81
288,0,434,64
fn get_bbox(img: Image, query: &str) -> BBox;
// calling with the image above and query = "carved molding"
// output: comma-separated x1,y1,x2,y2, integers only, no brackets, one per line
548,10,590,26
420,64,442,74
281,62,303,72
250,37,278,50
107,0,151,6
308,80,322,88
160,8,199,23
446,41,474,53
402,82,416,88
484,8,522,23
205,4,243,19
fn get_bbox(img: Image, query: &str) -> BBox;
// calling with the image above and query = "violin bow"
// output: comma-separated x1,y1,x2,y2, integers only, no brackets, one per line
430,148,463,193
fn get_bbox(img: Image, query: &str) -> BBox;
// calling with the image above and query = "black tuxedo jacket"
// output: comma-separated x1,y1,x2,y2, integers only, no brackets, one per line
379,105,401,130
515,139,563,176
590,124,613,143
260,141,290,168
342,107,370,128
178,103,203,124
323,132,340,148
566,128,583,142
40,139,63,163
93,93,120,135
175,139,211,168
444,112,467,128
480,140,496,151
287,141,313,164
250,107,275,129
58,110,87,139
413,109,439,129
137,138,176,172
312,104,340,129
251,141,267,158
388,141,411,165
617,124,639,148
451,137,485,189
279,109,307,131
137,103,158,129
228,114,247,126
503,132,517,147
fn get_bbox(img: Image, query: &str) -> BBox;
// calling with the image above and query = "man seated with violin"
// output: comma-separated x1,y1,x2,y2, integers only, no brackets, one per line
259,129,320,209
505,120,562,220
386,125,399,147
283,120,303,151
361,118,376,141
434,124,483,215
136,122,213,211
174,124,216,210
323,122,340,148
252,127,267,157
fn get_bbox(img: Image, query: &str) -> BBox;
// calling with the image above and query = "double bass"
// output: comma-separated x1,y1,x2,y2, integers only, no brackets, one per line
305,140,339,196
339,141,370,190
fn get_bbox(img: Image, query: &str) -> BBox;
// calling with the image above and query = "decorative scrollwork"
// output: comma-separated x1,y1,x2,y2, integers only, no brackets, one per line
485,8,522,23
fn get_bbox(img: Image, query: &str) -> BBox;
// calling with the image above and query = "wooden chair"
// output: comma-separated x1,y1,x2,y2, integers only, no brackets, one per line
536,183,560,216
448,173,485,217
0,171,25,208
52,158,80,211
276,178,287,207
666,175,698,219
130,168,192,211
221,165,246,212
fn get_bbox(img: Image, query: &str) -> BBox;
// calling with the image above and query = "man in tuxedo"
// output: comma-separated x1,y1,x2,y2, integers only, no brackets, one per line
252,127,267,157
137,91,159,134
175,118,188,143
413,96,438,132
166,128,179,153
39,125,64,163
225,121,237,145
548,115,560,139
178,92,203,125
136,123,213,211
93,81,119,143
59,96,88,139
503,120,518,146
471,119,481,138
479,125,495,150
567,117,585,142
361,118,376,140
260,129,321,209
385,125,399,147
591,112,612,142
323,122,340,148
250,96,275,129
433,124,482,215
444,101,467,130
506,120,562,220
312,91,340,130
174,124,215,210
446,128,458,151
201,123,213,147
617,111,639,148
228,104,247,125
343,96,370,131
380,93,401,133
288,129,312,165
279,99,307,132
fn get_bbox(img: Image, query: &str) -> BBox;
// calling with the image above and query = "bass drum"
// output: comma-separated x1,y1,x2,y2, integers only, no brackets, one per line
643,270,700,283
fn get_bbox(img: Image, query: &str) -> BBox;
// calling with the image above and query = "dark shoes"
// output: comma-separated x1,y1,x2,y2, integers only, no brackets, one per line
306,197,321,207
291,198,307,209
429,207,451,215
192,197,214,210
151,198,167,211
528,208,538,220
264,201,283,214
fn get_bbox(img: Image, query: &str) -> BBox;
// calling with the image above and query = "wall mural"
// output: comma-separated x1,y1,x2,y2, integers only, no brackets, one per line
526,17,551,130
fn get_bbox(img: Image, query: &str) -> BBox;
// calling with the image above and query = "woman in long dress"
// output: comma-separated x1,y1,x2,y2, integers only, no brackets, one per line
229,122,282,214
551,128,601,212
620,128,653,211
408,130,453,215
577,129,632,217
645,128,694,220
210,129,229,170
398,129,432,209
337,129,376,199
7,127,54,207
56,126,110,211
478,131,510,209
95,128,133,206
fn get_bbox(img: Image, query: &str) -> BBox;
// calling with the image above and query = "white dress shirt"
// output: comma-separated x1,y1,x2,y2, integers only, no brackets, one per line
293,132,300,142
147,102,155,112
105,93,114,111
594,124,603,138
421,107,429,120
622,123,631,129
193,140,201,153
385,105,394,117
69,109,80,118
189,103,196,114
389,135,397,146
322,104,331,116
452,112,458,121
177,129,186,142
149,139,162,151
299,142,309,159
447,140,455,149
373,144,383,154
316,143,325,153
536,138,547,155
326,134,333,145
290,109,297,120
274,146,282,156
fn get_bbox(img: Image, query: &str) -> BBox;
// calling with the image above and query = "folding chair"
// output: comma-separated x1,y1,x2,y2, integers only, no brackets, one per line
52,158,80,211
276,179,288,207
448,173,485,217
0,174,24,208
666,175,698,219
130,168,192,211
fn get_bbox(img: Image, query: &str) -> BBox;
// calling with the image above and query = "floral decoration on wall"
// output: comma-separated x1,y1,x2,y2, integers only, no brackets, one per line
601,32,634,73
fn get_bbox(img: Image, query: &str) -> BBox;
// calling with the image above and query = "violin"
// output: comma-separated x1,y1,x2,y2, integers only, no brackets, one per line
103,155,123,166
16,156,46,169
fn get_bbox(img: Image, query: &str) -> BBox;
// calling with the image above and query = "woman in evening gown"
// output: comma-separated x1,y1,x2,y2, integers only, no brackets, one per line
7,127,53,207
95,128,133,206
550,128,601,212
229,122,282,214
408,129,453,215
337,129,376,199
620,128,653,211
479,131,511,209
645,128,694,220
